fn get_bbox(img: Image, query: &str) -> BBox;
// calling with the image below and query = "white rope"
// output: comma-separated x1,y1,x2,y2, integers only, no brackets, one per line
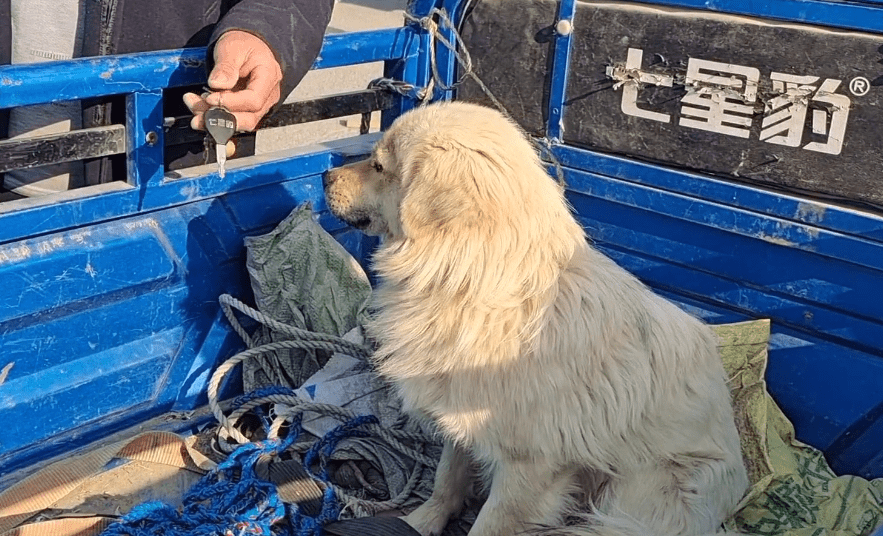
219,294,370,358
207,338,367,444
337,457,426,517
209,293,441,515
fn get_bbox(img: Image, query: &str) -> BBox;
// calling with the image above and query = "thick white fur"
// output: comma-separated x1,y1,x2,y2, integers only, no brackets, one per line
323,101,749,536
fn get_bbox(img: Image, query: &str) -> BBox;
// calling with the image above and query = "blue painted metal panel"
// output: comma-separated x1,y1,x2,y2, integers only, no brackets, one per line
564,170,883,353
0,29,418,109
0,49,206,108
0,227,176,326
126,91,166,188
551,146,883,243
0,152,333,244
0,329,181,454
0,176,350,474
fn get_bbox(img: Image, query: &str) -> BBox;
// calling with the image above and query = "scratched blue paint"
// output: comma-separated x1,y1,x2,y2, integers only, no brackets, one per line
0,172,377,473
316,29,418,70
0,49,206,108
0,234,175,324
0,153,334,244
565,184,883,352
563,168,883,273
0,330,180,453
1,0,882,486
1,290,189,377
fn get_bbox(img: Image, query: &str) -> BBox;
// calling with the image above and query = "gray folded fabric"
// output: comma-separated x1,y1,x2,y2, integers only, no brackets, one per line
243,204,372,390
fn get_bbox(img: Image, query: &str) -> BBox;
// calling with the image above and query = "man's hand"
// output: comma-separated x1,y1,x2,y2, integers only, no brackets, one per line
184,30,283,132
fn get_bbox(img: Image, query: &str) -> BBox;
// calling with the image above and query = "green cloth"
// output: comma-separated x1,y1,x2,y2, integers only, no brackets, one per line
242,204,372,390
715,320,883,536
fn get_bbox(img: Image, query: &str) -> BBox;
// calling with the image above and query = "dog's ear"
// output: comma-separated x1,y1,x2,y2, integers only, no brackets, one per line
397,140,490,239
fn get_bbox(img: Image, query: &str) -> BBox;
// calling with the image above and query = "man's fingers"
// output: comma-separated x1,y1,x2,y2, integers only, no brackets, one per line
230,111,265,132
209,33,249,91
205,65,279,112
193,32,283,133
205,89,265,113
183,92,211,114
190,114,205,131
207,61,241,91
184,92,211,130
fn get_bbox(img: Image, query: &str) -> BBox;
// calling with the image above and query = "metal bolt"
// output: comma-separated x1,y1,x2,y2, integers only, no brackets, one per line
556,19,573,36
145,131,159,146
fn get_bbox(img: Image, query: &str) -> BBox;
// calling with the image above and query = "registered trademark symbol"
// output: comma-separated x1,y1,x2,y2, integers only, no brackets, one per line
849,77,871,96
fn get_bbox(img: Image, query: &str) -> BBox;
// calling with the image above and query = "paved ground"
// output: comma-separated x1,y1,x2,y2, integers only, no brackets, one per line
256,0,410,153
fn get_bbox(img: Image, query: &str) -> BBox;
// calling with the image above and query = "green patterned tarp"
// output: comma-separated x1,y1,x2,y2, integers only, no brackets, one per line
715,320,883,536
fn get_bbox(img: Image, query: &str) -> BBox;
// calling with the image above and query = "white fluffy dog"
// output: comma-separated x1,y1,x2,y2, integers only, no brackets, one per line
323,101,748,536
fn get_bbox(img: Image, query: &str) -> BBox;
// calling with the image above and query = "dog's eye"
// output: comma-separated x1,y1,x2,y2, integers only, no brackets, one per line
373,161,383,173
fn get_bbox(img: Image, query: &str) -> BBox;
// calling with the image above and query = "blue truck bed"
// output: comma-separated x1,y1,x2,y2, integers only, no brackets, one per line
0,0,881,504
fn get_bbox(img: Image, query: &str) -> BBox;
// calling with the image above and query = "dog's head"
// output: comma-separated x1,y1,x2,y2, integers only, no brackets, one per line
324,101,549,242
322,129,404,238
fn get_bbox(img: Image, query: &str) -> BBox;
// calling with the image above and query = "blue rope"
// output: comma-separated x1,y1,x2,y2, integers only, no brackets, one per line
304,415,379,481
288,414,380,534
100,413,378,536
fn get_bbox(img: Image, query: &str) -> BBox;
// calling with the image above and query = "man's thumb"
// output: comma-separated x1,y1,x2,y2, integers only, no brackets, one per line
209,33,249,89
208,62,238,89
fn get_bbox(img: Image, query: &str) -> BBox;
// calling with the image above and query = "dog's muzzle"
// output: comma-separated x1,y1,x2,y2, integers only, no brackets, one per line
323,169,339,188
323,169,372,231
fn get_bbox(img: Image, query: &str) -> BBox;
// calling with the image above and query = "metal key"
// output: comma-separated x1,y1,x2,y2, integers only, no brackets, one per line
204,106,237,178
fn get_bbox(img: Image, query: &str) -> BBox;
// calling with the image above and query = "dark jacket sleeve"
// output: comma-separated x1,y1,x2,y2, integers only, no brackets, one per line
208,0,335,106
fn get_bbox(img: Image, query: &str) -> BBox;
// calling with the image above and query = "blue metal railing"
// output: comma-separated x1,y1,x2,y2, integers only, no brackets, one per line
0,30,420,109
546,0,577,142
0,27,427,243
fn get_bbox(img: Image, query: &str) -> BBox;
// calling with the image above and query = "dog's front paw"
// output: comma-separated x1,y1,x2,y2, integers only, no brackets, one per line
402,501,452,536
